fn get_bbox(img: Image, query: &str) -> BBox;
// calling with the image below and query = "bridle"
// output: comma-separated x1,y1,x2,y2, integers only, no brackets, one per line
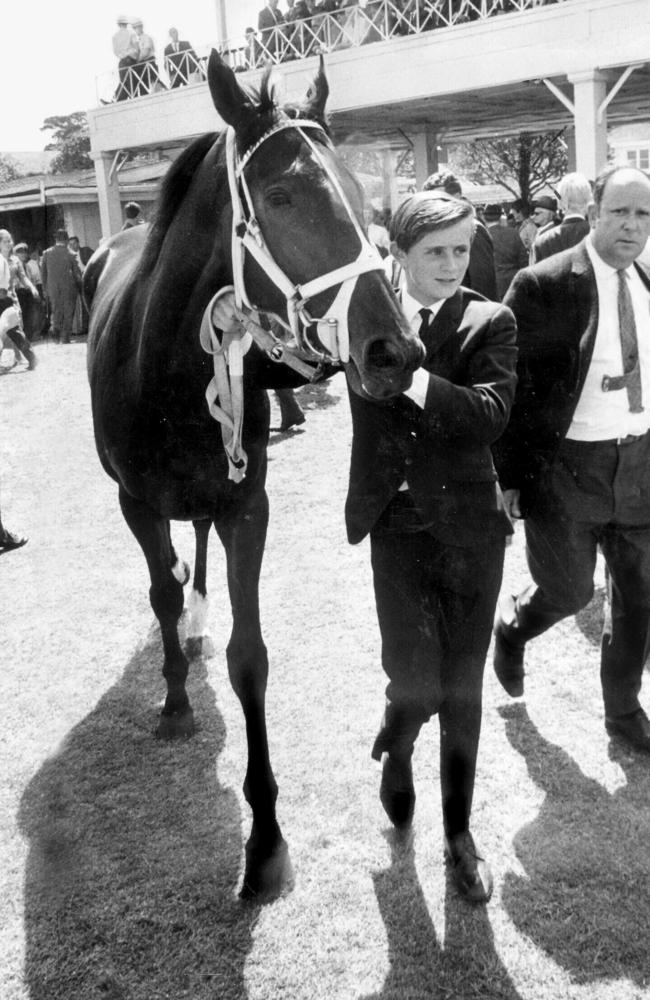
225,117,385,365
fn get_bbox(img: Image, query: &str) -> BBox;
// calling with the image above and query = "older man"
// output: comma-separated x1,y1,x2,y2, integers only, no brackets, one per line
493,165,650,755
41,230,82,344
112,15,139,100
533,172,591,262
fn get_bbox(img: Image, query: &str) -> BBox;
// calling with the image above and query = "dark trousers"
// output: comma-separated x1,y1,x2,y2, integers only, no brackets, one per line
369,494,505,837
512,435,650,717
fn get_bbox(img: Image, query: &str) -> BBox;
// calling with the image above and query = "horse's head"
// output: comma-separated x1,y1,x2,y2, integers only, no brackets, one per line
207,52,424,401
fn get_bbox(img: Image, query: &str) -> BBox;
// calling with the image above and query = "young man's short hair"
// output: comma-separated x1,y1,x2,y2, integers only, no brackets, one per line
390,193,475,253
124,201,142,220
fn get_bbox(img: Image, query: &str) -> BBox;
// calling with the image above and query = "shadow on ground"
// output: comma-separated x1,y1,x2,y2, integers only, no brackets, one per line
18,625,258,1000
359,831,524,1000
500,702,650,988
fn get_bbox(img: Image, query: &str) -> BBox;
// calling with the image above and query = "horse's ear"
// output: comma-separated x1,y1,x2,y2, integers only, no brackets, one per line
301,55,329,122
207,49,253,128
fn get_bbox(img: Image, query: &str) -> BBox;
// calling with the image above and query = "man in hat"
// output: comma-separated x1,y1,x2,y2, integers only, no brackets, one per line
132,18,163,96
483,204,528,300
529,196,558,260
112,15,139,101
533,172,591,263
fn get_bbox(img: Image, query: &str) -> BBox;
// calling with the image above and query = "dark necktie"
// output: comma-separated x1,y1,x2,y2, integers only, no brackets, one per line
418,307,434,341
602,270,644,413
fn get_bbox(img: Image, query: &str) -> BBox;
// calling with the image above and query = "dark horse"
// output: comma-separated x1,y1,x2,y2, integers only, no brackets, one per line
85,52,423,899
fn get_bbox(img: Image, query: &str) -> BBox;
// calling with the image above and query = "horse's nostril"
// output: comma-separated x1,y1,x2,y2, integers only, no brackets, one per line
366,339,401,370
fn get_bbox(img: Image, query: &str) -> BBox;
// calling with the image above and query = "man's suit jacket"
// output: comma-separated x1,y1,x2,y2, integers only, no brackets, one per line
465,221,498,301
532,215,590,263
494,238,650,511
164,40,198,85
345,287,517,546
487,223,528,299
258,6,285,31
41,245,82,301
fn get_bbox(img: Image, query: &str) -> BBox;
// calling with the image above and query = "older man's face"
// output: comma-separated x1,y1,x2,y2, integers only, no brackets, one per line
593,170,650,269
532,206,553,228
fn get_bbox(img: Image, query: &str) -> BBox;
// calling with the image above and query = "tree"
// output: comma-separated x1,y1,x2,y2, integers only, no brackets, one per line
41,112,93,173
0,154,22,185
454,130,569,205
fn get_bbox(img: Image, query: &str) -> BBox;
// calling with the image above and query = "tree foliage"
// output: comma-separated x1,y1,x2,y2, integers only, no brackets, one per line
41,112,93,173
0,154,22,185
454,131,569,204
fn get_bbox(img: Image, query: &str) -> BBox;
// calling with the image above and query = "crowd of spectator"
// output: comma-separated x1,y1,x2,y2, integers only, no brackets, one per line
107,1,565,100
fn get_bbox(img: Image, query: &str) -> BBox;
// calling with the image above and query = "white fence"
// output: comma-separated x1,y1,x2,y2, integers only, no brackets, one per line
97,0,571,104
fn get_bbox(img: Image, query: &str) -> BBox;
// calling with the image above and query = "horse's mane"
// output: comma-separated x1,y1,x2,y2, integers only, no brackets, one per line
138,68,330,277
139,132,218,276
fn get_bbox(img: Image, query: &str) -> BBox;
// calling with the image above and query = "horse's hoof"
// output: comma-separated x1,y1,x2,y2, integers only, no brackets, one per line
185,634,215,659
156,707,195,740
239,838,294,902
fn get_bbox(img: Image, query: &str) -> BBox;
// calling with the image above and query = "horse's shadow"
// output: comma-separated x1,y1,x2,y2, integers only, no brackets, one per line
359,832,524,1000
18,626,258,1000
499,702,650,987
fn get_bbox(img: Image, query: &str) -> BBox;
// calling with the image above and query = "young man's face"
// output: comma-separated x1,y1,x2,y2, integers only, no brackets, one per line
394,217,473,305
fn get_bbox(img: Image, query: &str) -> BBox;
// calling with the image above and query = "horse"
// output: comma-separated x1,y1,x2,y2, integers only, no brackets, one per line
84,51,424,899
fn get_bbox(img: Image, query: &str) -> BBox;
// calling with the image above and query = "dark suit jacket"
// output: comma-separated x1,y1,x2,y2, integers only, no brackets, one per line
488,223,528,299
494,238,650,510
258,6,285,31
532,215,590,263
345,287,517,545
465,220,498,300
164,40,199,85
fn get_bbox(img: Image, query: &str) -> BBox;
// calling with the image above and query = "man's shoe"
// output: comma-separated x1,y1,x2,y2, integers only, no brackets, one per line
444,830,493,903
379,753,415,829
493,611,525,698
605,708,650,754
0,530,28,554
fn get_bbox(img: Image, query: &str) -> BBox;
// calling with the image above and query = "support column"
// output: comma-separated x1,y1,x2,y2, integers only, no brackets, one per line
214,0,229,48
382,149,399,214
568,70,608,181
411,127,439,190
92,152,123,239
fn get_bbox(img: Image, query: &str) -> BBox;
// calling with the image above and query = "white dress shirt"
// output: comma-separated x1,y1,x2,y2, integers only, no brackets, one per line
567,236,650,441
401,289,445,409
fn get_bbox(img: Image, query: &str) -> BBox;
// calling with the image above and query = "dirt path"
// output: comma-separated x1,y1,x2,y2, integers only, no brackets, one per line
1,342,647,1000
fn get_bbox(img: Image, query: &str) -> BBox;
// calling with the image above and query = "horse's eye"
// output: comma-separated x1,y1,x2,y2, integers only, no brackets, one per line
266,189,291,208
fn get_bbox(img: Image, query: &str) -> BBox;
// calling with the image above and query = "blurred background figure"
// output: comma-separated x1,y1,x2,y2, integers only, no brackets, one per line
41,229,82,345
483,203,528,300
164,27,201,87
121,201,144,230
0,230,38,368
532,172,591,262
112,15,139,101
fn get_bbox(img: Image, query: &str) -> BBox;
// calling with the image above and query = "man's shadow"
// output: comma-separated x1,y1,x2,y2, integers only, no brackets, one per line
360,832,524,1000
499,702,650,987
18,625,259,1000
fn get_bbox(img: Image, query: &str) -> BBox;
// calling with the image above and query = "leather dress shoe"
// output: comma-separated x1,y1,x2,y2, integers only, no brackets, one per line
493,614,525,698
444,830,493,903
379,753,415,829
605,708,650,754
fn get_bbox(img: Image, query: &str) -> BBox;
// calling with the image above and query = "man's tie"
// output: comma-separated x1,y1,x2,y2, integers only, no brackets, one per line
418,307,433,341
602,270,644,413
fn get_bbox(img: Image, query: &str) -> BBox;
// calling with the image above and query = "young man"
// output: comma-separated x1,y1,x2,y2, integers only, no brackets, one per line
346,193,517,901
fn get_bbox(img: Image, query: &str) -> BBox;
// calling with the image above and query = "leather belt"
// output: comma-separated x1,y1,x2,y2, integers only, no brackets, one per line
614,431,648,446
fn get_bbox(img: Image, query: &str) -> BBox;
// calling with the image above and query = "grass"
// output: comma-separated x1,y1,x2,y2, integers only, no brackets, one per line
1,342,650,999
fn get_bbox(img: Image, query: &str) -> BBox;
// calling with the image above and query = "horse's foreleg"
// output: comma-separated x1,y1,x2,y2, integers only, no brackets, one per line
119,488,194,739
186,518,214,658
215,491,293,900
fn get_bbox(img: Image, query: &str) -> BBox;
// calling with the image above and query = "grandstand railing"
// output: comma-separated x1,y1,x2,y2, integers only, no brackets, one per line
96,0,570,103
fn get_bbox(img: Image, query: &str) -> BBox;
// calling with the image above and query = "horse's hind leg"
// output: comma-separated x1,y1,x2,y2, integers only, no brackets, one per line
215,490,293,900
186,518,214,659
119,488,194,739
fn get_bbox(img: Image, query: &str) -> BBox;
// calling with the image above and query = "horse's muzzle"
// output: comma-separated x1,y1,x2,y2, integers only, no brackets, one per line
355,335,426,400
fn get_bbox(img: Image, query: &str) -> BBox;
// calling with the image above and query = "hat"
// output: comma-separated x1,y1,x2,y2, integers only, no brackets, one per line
532,195,557,212
132,17,143,26
483,204,502,222
117,14,128,22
